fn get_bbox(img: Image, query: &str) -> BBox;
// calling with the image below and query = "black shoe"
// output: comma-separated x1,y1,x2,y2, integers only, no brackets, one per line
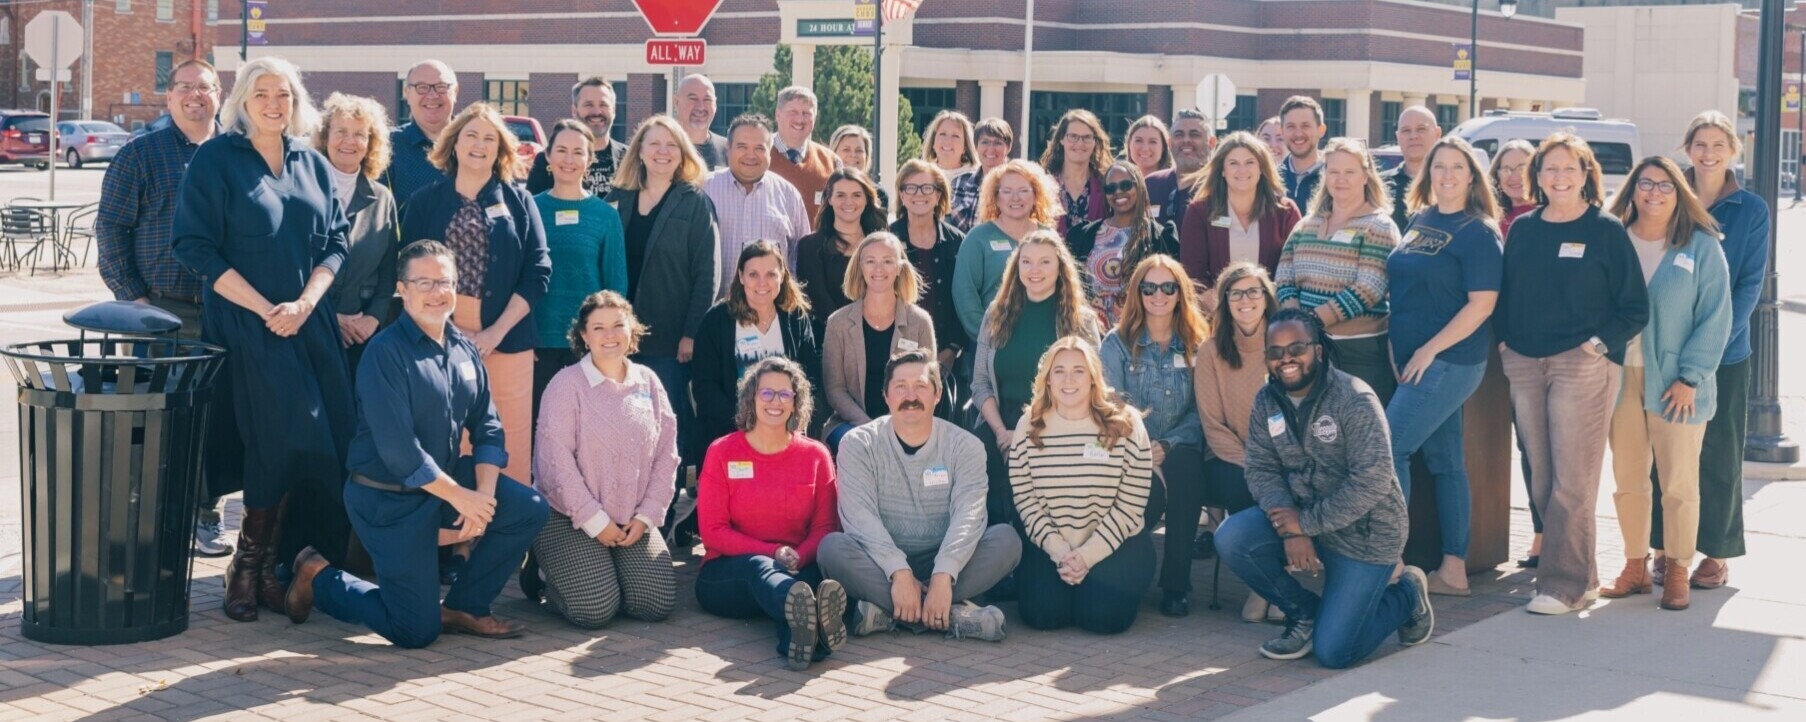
1193,531,1216,560
1517,555,1540,569
1159,591,1191,618
440,553,468,586
519,553,544,603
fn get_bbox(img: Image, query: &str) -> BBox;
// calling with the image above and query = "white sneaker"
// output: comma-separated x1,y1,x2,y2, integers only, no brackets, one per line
193,519,233,558
1526,593,1587,615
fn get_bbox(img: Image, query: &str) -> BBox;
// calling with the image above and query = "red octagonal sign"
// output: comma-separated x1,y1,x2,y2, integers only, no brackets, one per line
632,0,724,37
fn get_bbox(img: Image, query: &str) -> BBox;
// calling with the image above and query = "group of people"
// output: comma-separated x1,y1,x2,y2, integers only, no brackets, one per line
91,53,1761,673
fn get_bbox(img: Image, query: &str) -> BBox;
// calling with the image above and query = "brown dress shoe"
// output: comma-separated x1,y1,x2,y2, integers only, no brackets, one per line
286,547,330,624
1661,563,1692,610
1690,558,1729,589
1600,555,1652,598
440,607,527,639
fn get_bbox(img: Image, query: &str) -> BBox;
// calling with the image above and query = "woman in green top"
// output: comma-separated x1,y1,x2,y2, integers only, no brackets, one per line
534,119,629,423
952,158,1061,341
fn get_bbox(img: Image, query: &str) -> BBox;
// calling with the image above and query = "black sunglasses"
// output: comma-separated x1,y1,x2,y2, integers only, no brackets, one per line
1138,281,1180,296
1263,342,1315,361
1101,180,1139,195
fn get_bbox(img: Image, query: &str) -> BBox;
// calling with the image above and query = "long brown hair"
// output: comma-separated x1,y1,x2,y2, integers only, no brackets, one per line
1406,136,1502,234
986,229,1094,347
1115,255,1208,366
727,240,811,324
1039,109,1113,178
1024,337,1138,450
428,102,522,182
1211,262,1277,370
1186,131,1288,217
813,167,888,235
1608,156,1721,249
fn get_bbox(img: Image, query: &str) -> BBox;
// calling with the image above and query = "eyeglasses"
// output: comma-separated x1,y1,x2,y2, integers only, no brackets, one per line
1264,342,1314,361
407,83,454,97
1225,288,1264,302
169,83,219,96
1138,281,1180,296
757,388,797,404
1102,180,1139,195
1064,133,1097,144
1635,179,1677,194
404,278,457,293
899,183,939,196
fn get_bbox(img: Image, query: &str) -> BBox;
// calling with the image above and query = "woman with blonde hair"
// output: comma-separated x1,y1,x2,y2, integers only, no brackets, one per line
1009,337,1155,633
1123,115,1174,179
922,110,979,185
316,92,399,372
830,124,888,209
1040,109,1114,236
1178,131,1301,307
821,232,936,449
952,159,1061,342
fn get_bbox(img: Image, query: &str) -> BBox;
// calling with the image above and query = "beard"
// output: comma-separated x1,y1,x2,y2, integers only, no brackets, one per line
1277,357,1323,393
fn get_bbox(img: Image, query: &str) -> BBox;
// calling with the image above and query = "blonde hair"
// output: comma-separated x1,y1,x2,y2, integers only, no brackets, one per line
977,159,1062,226
427,102,522,183
1024,337,1138,450
986,229,1095,347
1405,136,1502,228
1306,137,1390,218
222,56,321,139
841,231,922,304
1608,155,1722,249
830,124,875,172
315,92,392,180
894,159,951,218
1682,110,1742,156
922,110,977,169
1114,254,1208,367
613,114,709,190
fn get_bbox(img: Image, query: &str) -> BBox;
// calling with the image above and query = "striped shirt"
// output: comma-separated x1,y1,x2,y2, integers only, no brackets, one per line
701,169,812,297
1009,410,1152,568
1274,210,1399,338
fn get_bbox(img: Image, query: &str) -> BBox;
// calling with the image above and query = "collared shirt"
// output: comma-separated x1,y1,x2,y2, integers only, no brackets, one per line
97,124,211,301
949,168,987,232
1280,154,1322,211
701,168,812,296
346,313,507,488
385,122,446,208
774,134,805,163
1100,327,1205,452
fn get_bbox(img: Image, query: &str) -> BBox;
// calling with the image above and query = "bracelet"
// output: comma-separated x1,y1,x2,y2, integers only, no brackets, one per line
1279,531,1304,539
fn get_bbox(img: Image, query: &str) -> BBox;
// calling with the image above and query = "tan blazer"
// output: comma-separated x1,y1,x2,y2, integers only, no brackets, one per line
822,299,937,432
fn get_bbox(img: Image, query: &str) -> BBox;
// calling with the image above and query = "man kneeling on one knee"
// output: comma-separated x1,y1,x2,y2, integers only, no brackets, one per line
819,351,1021,640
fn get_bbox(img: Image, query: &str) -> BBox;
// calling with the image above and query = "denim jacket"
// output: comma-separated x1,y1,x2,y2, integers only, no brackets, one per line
1100,328,1205,452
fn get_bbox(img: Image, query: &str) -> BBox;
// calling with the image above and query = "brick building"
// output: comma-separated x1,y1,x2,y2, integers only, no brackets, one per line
1,0,218,129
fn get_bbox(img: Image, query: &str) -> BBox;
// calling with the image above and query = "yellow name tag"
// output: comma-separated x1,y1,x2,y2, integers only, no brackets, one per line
727,461,754,479
1330,229,1358,244
555,209,580,226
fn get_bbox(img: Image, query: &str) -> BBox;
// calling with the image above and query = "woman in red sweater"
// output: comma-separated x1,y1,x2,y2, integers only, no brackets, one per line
695,356,844,671
1179,131,1300,313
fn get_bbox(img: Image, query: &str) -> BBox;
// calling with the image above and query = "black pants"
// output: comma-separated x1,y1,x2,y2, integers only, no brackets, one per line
1329,334,1397,406
1146,445,1212,594
1015,529,1155,634
973,419,1022,529
1652,359,1748,558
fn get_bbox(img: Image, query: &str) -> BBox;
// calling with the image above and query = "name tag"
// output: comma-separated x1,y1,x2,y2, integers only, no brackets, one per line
1329,229,1358,244
735,334,762,355
727,461,754,479
485,203,509,220
989,240,1011,252
1558,242,1586,259
1082,442,1111,461
922,466,950,487
898,338,920,351
629,390,654,408
1147,205,1162,219
1674,253,1695,273
555,209,580,226
458,361,478,381
1173,352,1188,369
1267,412,1287,438
1211,215,1232,228
814,191,824,205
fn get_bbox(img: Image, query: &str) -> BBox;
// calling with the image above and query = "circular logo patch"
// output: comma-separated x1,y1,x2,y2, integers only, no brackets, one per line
1312,415,1339,444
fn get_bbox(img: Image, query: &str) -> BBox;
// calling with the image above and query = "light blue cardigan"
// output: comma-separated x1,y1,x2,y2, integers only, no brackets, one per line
1622,228,1733,423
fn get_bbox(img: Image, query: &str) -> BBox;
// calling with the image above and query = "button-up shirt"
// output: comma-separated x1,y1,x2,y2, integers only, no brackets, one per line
97,124,211,301
949,167,987,232
1280,154,1322,212
1099,327,1205,452
701,168,812,296
384,122,446,209
346,313,508,488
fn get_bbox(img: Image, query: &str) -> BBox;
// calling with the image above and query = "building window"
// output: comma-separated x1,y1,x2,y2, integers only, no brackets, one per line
1436,104,1460,130
116,1,131,13
395,79,410,124
1380,101,1402,143
1322,98,1346,141
901,87,956,138
157,0,174,22
611,81,630,144
154,51,173,93
208,0,219,23
1224,95,1258,134
1027,91,1146,157
710,82,757,139
484,79,529,117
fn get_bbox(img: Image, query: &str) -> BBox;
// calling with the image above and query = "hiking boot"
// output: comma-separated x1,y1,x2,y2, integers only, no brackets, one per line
782,583,819,671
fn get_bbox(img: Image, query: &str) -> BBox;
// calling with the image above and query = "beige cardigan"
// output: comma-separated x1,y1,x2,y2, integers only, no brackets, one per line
822,299,937,431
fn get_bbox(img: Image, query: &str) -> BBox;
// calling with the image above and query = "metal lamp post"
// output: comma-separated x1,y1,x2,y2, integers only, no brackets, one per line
1750,0,1799,463
1470,0,1517,121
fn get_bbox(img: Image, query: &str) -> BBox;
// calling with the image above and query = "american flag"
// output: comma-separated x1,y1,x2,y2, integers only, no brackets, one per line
883,0,923,21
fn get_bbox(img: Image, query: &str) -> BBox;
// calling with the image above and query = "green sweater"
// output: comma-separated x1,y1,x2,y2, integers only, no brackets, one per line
953,222,1029,340
534,193,627,348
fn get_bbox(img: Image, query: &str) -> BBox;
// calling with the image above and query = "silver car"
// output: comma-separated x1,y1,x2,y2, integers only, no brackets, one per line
56,120,132,169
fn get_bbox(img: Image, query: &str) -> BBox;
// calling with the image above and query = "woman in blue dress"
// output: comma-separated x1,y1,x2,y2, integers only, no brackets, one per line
173,57,357,623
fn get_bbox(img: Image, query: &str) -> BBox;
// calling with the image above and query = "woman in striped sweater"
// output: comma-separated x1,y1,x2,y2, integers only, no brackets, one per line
1009,337,1156,634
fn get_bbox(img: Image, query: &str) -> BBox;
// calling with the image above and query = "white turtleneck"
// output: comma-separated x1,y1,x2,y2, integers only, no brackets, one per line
328,164,359,209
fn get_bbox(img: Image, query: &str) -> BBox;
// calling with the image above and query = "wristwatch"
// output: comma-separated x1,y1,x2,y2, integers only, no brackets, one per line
1678,377,1698,388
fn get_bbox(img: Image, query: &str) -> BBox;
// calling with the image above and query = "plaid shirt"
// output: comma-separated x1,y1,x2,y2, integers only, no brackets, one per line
701,169,812,297
949,168,986,232
97,125,210,301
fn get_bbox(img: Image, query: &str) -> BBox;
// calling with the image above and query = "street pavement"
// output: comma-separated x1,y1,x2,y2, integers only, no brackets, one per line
2,168,1804,720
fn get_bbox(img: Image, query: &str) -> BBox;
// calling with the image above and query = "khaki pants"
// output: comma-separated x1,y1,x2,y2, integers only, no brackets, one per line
454,295,534,485
1609,366,1706,563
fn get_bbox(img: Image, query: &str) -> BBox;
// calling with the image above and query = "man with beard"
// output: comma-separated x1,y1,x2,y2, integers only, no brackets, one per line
388,60,460,207
818,351,1020,641
1145,108,1216,232
97,58,237,559
1276,96,1326,210
1379,106,1439,232
1214,308,1433,669
674,74,729,170
528,77,630,197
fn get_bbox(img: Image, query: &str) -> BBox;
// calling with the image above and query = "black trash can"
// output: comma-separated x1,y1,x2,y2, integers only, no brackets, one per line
3,332,225,645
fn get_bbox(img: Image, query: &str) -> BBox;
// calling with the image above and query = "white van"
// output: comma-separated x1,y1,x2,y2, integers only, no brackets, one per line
1451,108,1641,194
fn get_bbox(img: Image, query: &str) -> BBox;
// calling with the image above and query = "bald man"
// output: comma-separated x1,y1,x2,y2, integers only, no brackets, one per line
1381,106,1440,232
387,60,460,208
674,74,729,170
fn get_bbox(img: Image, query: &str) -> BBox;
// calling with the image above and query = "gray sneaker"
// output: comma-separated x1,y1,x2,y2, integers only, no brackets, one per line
194,519,233,558
782,583,818,671
946,601,1007,642
1398,565,1435,646
849,599,896,637
1259,616,1316,660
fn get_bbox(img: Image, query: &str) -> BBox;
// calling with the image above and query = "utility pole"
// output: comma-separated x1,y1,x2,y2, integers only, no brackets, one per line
1749,0,1799,463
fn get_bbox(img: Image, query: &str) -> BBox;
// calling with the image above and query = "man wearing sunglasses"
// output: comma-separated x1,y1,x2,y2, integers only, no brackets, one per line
284,240,549,648
1213,308,1433,669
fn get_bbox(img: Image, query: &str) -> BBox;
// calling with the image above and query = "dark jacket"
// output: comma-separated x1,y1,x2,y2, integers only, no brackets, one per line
399,176,552,354
690,301,821,446
325,174,400,326
1065,216,1179,300
889,216,968,355
795,229,856,341
1177,196,1301,290
610,182,722,357
1379,164,1415,233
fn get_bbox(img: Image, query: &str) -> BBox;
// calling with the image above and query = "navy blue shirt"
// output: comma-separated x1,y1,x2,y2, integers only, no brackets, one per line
97,124,216,301
399,176,552,354
384,122,445,211
347,312,508,488
1387,208,1504,367
1280,155,1321,212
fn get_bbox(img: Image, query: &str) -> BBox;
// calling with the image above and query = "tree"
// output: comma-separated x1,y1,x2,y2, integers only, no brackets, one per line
750,44,923,167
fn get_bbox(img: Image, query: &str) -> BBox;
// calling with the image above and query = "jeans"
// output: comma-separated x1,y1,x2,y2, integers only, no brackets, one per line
825,422,857,457
1386,358,1487,558
1015,530,1155,634
694,555,824,657
1216,507,1418,669
634,354,694,494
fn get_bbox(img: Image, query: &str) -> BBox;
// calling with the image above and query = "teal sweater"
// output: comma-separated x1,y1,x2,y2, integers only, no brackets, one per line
1622,228,1732,423
953,222,1040,340
534,193,627,348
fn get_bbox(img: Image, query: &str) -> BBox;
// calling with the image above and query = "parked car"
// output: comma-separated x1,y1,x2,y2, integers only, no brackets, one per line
56,120,133,169
503,115,546,163
1452,108,1640,193
0,111,53,169
1371,145,1404,173
132,113,173,139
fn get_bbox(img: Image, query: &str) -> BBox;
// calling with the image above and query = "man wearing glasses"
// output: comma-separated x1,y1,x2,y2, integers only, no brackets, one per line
387,60,460,207
284,240,549,648
97,58,237,559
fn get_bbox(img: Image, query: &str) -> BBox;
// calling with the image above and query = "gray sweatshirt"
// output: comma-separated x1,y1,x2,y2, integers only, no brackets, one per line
1244,367,1408,566
835,416,990,581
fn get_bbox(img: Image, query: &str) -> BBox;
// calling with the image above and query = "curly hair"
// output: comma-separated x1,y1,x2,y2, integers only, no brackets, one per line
976,159,1061,226
732,356,815,434
986,229,1095,348
1039,109,1113,178
566,290,646,358
1023,337,1138,450
315,92,392,180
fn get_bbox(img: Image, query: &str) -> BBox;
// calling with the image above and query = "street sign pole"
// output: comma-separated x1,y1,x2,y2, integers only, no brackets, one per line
48,15,61,200
872,12,884,183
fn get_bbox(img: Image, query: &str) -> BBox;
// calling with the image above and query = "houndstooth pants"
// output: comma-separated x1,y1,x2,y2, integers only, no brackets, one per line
533,510,677,628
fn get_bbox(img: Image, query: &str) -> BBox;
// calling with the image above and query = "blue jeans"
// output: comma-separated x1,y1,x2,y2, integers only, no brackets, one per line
694,555,825,658
1216,507,1418,669
1386,358,1486,558
634,354,694,491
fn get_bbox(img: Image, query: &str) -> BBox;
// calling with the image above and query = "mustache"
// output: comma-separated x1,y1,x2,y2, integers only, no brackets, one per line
897,400,927,411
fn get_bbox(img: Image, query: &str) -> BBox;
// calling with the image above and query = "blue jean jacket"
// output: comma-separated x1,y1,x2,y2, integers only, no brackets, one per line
1101,329,1205,452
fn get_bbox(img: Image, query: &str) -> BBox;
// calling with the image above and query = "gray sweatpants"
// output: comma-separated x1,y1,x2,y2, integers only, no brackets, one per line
817,525,1022,613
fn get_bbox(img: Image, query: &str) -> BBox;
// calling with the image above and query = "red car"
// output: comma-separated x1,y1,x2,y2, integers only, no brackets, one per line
503,115,545,162
0,111,54,169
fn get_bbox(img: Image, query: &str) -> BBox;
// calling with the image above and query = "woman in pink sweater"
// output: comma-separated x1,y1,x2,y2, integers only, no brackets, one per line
530,292,681,628
695,356,845,671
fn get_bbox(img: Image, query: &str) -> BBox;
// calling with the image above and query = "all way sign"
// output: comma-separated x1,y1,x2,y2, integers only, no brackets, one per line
646,39,705,66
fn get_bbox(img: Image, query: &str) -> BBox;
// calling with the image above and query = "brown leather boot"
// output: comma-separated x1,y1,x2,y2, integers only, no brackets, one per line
1690,558,1729,590
1599,555,1652,598
1661,562,1692,610
256,496,289,613
224,508,275,622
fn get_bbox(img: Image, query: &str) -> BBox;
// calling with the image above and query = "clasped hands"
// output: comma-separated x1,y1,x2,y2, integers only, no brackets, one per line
890,572,956,630
1269,506,1321,576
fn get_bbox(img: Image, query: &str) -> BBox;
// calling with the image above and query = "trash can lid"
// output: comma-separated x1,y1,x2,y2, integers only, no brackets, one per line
62,301,183,336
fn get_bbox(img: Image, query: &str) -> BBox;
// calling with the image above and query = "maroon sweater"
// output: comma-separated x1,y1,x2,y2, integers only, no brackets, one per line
1179,196,1301,289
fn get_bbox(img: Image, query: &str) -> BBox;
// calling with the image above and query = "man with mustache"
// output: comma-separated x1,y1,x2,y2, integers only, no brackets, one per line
388,60,460,208
527,77,630,198
818,351,1021,641
674,74,729,170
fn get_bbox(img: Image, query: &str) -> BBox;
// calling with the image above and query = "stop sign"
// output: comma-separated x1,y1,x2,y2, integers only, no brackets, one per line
24,11,84,70
631,0,724,36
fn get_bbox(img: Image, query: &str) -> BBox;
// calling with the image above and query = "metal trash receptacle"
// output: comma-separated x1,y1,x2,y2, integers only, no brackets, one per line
3,324,225,645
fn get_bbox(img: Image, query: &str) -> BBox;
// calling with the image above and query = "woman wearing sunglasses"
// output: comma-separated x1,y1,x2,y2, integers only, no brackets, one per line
1098,255,1209,617
1066,161,1179,327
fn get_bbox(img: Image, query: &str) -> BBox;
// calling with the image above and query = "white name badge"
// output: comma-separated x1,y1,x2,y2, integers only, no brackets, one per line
1082,442,1111,461
629,390,654,408
1172,352,1188,369
1147,205,1162,219
1558,242,1586,259
727,461,754,479
1211,216,1233,228
735,334,762,355
1674,253,1696,273
923,466,950,487
458,360,478,381
1330,229,1358,244
485,203,509,220
990,240,1012,252
814,191,824,205
1267,412,1287,438
555,209,580,226
898,338,920,351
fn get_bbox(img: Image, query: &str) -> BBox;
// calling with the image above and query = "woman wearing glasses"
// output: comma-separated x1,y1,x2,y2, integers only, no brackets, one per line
1065,161,1179,328
692,241,822,452
1099,255,1209,618
890,160,968,385
1041,110,1113,238
952,159,1062,343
